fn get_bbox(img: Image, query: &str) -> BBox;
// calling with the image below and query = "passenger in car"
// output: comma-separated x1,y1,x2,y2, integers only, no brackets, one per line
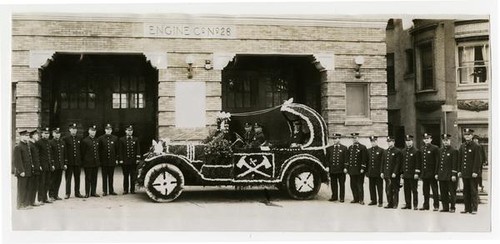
250,123,267,148
290,120,305,148
242,122,254,148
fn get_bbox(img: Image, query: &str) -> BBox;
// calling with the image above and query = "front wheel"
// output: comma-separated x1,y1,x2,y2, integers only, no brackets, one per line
284,164,321,200
144,163,184,202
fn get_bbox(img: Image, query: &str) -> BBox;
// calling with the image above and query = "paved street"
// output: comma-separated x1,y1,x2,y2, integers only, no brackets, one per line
11,168,490,232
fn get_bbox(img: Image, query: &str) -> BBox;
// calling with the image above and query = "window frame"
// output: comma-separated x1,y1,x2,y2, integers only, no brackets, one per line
456,41,490,87
345,83,370,119
416,42,435,92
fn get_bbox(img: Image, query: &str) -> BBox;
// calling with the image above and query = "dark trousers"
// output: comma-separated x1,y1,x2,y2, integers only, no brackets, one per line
368,177,383,204
101,166,115,194
28,174,40,205
38,171,49,202
65,165,81,196
349,174,364,202
439,180,458,211
463,178,479,212
84,167,98,196
42,170,52,201
329,173,346,201
16,176,31,208
50,169,63,198
384,177,400,207
403,178,418,208
123,164,138,193
422,178,439,209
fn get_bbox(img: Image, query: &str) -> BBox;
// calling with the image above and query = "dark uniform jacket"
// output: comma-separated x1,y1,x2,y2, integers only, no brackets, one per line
243,131,254,145
436,146,458,181
50,138,66,170
29,141,41,174
118,135,141,165
326,143,348,174
63,135,82,166
366,145,384,177
416,143,439,179
36,138,53,171
458,141,482,179
251,132,266,148
81,136,100,167
346,143,368,175
12,141,34,177
401,146,419,179
381,146,403,178
98,134,118,166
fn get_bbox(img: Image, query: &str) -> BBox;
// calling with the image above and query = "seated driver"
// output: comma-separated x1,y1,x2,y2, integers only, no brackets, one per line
290,120,305,148
250,123,267,148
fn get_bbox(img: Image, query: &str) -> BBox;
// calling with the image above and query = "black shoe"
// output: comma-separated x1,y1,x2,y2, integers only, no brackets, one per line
433,208,439,211
64,194,70,199
359,201,365,205
55,197,62,201
460,210,469,214
378,203,383,207
84,194,90,198
110,192,117,195
91,194,100,197
350,200,358,204
123,191,129,195
76,194,84,198
103,193,108,196
43,200,53,204
130,191,136,194
339,199,344,203
368,202,377,206
384,205,393,209
419,207,429,211
439,209,449,212
450,209,455,213
328,198,337,202
401,206,411,209
413,207,418,210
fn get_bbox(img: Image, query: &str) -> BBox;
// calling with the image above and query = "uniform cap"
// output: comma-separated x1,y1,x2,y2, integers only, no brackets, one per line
29,129,39,136
105,123,113,129
52,128,61,134
125,125,134,131
463,128,474,135
441,134,452,140
369,136,378,141
422,133,432,138
41,127,50,133
253,122,262,128
88,125,97,131
350,132,359,137
19,130,29,136
332,133,342,138
405,135,414,141
69,123,78,129
244,122,252,128
386,136,395,142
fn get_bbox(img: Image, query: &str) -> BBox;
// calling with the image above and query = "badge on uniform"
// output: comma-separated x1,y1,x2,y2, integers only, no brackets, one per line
468,149,472,152
133,142,135,144
391,153,395,156
376,152,379,154
339,150,342,152
111,141,114,144
427,151,431,153
447,153,450,156
410,154,413,156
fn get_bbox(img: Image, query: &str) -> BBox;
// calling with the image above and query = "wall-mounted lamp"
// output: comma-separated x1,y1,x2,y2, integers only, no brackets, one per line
354,56,365,79
185,55,194,79
204,59,213,70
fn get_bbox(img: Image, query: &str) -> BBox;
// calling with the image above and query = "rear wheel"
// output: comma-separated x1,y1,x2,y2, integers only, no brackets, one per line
144,163,184,202
284,164,321,200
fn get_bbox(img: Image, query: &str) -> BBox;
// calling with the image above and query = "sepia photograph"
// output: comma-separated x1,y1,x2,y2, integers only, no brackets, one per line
1,0,498,243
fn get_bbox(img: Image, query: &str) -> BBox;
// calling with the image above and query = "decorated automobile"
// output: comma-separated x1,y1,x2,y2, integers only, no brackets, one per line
137,99,330,202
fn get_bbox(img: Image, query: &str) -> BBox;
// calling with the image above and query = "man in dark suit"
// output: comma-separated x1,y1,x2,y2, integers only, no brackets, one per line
250,123,266,148
290,120,305,148
472,135,486,193
416,133,440,211
49,128,66,201
458,128,482,214
401,135,419,210
381,136,402,209
242,122,254,149
346,133,368,205
435,134,458,213
98,123,118,196
36,127,54,204
366,136,384,207
63,123,84,199
81,125,100,198
326,133,347,202
12,130,34,210
118,125,141,194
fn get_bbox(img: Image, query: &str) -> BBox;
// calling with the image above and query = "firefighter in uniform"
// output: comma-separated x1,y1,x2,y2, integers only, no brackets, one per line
472,135,486,193
49,128,66,201
290,120,305,148
381,136,402,209
366,136,384,207
458,128,482,214
326,133,347,202
36,127,54,204
346,133,368,205
98,123,118,196
81,125,100,198
435,134,458,213
416,133,440,211
28,129,43,207
12,130,34,210
401,135,419,210
63,123,84,198
118,125,141,194
242,122,254,148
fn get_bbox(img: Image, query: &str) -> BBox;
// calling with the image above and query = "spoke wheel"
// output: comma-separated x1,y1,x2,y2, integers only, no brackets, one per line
284,164,321,200
144,163,184,202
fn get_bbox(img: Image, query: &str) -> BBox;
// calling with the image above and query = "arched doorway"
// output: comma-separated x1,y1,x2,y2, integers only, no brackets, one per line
40,53,158,154
221,54,322,145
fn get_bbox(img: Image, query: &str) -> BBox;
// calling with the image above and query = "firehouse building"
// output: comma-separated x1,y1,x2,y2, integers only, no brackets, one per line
11,13,389,152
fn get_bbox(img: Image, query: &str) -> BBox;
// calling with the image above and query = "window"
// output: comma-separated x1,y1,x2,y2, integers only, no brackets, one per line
405,49,414,74
386,53,395,92
60,76,96,109
265,76,289,107
418,43,434,90
112,76,145,109
458,43,489,84
346,83,369,118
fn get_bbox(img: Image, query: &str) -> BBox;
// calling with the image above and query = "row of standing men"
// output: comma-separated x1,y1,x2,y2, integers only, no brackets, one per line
326,128,485,214
12,123,141,210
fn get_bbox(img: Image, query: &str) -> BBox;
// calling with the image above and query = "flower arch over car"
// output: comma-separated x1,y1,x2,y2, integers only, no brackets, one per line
137,98,330,202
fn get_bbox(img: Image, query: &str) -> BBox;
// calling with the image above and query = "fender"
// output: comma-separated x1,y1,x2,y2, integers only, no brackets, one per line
279,154,329,182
